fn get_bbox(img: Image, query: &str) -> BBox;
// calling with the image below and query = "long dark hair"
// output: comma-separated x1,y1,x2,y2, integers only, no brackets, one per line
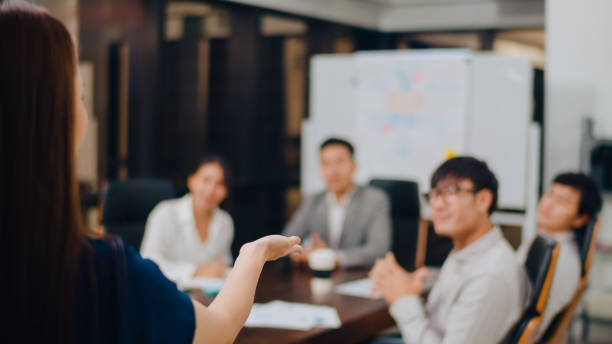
0,1,89,343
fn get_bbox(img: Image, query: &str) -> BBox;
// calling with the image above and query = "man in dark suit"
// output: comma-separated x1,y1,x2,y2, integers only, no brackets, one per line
283,137,391,268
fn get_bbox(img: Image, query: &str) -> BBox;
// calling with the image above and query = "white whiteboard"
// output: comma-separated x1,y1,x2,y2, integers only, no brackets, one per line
303,50,532,210
353,51,469,190
466,54,533,210
302,55,359,195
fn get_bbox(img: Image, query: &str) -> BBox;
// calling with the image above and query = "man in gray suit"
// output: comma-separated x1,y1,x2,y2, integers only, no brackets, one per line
283,138,391,268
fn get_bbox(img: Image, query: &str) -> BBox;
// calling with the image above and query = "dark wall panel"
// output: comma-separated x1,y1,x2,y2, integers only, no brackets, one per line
80,0,163,181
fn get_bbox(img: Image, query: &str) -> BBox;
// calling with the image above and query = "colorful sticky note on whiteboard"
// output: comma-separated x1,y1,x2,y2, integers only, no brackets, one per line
444,148,456,160
381,123,392,135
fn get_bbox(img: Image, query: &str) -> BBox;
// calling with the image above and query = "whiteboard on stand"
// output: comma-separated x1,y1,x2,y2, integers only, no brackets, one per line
303,50,533,210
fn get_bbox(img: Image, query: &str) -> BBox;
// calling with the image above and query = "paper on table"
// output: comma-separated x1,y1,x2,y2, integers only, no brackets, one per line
245,301,341,330
180,277,224,295
335,268,441,299
269,301,341,328
335,278,380,299
245,303,313,330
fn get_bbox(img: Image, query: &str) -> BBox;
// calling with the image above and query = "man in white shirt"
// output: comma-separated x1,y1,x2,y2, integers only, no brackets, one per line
517,172,602,340
370,156,523,344
283,138,391,268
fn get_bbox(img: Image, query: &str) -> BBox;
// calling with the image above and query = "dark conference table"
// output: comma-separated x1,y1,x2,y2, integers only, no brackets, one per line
192,263,395,344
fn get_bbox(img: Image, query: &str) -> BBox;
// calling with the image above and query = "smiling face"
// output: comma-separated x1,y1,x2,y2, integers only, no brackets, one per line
320,144,355,195
187,162,228,212
537,183,587,234
429,177,493,243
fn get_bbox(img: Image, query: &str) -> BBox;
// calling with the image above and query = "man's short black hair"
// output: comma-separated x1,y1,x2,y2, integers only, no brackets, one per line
320,137,354,157
430,156,499,214
553,172,602,219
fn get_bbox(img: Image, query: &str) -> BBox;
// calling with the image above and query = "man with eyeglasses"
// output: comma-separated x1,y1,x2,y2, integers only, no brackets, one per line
369,156,523,344
516,172,602,340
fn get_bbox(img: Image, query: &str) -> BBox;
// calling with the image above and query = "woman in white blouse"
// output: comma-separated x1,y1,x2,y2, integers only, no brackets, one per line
141,155,234,283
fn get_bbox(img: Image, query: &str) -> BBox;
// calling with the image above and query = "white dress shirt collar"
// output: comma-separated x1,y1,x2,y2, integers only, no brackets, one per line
176,194,221,237
448,225,502,264
548,231,575,243
325,185,356,249
325,184,357,207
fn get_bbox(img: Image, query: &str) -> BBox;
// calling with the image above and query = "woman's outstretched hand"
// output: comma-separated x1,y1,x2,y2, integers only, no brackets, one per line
241,235,302,262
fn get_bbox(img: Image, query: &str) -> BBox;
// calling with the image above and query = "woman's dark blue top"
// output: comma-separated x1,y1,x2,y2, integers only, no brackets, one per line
76,238,195,343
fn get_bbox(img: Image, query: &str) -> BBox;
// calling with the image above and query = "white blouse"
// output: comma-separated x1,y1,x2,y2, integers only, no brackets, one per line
140,194,234,284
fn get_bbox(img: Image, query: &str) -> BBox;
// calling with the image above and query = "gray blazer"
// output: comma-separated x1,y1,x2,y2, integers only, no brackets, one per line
282,185,391,268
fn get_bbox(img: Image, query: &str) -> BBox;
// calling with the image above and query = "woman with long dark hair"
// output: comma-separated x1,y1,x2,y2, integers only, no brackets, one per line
141,155,236,282
0,1,301,343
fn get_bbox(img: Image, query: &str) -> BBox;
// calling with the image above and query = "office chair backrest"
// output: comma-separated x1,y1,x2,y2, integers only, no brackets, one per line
369,179,420,270
526,236,561,316
503,235,560,344
574,217,599,277
102,179,175,249
369,179,420,218
539,217,601,344
423,224,453,267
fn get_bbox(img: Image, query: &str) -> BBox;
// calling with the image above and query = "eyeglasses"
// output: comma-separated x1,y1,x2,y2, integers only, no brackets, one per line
423,184,478,203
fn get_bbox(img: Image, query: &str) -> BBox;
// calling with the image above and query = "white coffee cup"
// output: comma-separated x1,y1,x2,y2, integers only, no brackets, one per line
308,248,336,277
308,248,336,297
